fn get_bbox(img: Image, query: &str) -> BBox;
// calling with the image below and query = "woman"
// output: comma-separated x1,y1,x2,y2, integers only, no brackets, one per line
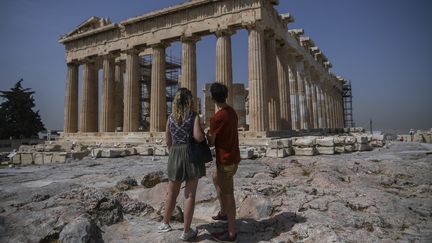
157,88,205,241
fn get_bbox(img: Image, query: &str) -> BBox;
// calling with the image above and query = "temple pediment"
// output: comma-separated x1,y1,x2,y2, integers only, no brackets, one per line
61,16,112,39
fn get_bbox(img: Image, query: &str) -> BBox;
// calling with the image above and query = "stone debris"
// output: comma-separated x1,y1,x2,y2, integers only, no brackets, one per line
59,214,103,243
141,171,164,188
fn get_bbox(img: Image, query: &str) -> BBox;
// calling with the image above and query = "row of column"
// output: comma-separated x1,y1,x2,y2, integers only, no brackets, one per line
64,24,344,134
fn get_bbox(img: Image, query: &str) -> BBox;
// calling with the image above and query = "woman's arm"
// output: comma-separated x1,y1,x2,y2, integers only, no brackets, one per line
193,115,205,143
165,119,172,150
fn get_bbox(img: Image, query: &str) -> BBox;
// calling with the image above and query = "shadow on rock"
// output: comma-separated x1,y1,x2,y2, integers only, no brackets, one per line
197,212,306,242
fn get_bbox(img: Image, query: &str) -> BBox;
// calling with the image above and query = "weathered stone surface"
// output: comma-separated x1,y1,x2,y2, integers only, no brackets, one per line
116,176,138,191
335,146,345,154
43,153,53,164
294,147,316,156
135,146,153,156
356,143,372,151
101,149,122,158
34,153,44,165
11,153,21,165
59,214,103,243
266,148,288,158
316,146,335,155
20,153,33,165
345,136,356,145
316,137,335,147
293,137,316,147
344,145,355,153
141,171,164,188
44,144,62,152
52,152,67,163
240,148,254,159
355,136,368,144
1,142,431,242
334,136,345,146
18,145,34,153
238,196,273,220
35,144,45,152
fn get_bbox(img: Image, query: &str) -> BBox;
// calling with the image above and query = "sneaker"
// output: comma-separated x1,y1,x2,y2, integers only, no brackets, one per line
211,211,228,222
179,228,197,241
157,222,172,233
212,231,237,242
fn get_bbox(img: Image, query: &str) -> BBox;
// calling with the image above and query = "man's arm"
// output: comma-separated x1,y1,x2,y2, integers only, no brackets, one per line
206,130,216,147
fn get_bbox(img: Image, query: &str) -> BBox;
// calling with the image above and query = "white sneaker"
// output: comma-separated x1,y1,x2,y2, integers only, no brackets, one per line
180,228,197,241
157,223,172,233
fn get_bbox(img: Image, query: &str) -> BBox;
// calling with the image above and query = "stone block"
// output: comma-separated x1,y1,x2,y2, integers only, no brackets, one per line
121,148,137,156
268,140,283,149
240,148,254,159
334,136,345,146
293,137,315,147
135,146,154,156
316,146,335,155
266,148,288,158
18,145,34,153
34,153,44,165
11,153,21,165
344,136,356,145
90,149,102,158
154,147,168,156
350,127,365,133
335,146,345,154
280,138,293,147
315,137,334,147
52,152,67,163
101,149,122,158
20,153,33,165
294,147,316,156
372,134,384,141
70,151,88,160
35,144,45,152
44,144,62,152
355,136,368,144
344,145,355,153
370,140,384,147
43,153,53,164
355,143,371,151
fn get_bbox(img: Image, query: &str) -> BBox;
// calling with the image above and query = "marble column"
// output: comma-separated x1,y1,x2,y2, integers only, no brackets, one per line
80,60,98,132
181,36,199,110
215,30,234,106
325,91,331,128
304,67,314,129
316,85,324,128
114,61,124,130
311,81,319,129
276,44,291,130
265,33,281,131
319,86,327,128
100,54,116,132
288,55,300,130
123,49,140,132
296,59,309,130
64,62,78,133
247,24,268,132
150,43,168,132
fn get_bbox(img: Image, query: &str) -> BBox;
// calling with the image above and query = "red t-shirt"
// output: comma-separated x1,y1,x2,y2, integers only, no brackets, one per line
209,106,241,165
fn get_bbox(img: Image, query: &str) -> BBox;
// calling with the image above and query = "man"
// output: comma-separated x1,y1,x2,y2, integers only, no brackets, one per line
206,82,240,242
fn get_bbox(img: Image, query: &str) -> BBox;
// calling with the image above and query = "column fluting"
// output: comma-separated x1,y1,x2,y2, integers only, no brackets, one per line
150,43,168,132
123,49,140,132
64,62,78,133
215,30,234,106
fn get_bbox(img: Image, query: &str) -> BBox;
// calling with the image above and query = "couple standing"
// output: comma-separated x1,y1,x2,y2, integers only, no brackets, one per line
158,82,240,242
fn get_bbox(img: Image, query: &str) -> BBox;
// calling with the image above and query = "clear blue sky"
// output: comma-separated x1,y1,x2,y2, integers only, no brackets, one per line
1,0,431,133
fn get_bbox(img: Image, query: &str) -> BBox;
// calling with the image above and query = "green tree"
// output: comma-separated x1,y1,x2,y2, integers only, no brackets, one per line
0,79,45,139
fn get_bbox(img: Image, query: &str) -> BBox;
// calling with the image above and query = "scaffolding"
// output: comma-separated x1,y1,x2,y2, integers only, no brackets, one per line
343,80,355,128
139,54,181,131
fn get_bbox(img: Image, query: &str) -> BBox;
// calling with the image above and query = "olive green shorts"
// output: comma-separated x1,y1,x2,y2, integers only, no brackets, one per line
216,163,238,195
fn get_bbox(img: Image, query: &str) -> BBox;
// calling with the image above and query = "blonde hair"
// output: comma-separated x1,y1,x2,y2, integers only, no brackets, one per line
172,88,194,124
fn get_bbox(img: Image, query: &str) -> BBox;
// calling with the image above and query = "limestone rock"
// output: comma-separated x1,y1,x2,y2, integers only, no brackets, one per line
266,148,288,158
316,146,335,155
153,147,168,156
135,146,153,156
52,152,67,163
59,214,103,243
34,153,44,165
141,171,164,188
44,144,62,152
334,136,345,146
335,146,345,154
316,137,335,147
355,136,368,144
240,148,254,159
294,147,316,156
356,143,372,151
238,196,273,220
294,137,316,147
20,153,34,165
345,136,356,145
116,176,138,191
101,149,122,158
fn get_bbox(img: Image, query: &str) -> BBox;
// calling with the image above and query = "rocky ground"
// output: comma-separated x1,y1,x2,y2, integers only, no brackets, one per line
0,141,431,243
